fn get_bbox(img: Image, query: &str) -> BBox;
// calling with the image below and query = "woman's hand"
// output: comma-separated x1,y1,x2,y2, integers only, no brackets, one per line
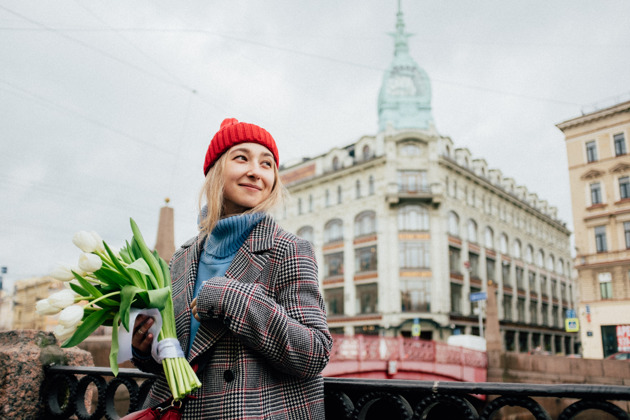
132,314,154,356
191,298,201,321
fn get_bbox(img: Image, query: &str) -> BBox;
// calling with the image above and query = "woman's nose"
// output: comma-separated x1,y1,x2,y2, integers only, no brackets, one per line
246,163,261,178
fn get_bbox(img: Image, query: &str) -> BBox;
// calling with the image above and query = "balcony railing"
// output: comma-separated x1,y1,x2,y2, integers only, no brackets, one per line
41,365,630,420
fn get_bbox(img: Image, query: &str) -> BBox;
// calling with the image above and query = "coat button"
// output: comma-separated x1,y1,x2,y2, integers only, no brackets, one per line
224,369,234,382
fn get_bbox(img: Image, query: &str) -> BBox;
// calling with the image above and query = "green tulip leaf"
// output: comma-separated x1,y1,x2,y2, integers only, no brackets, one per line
127,258,153,277
62,308,110,348
147,287,171,311
68,281,90,297
72,272,102,298
120,285,145,331
109,312,121,377
130,218,164,289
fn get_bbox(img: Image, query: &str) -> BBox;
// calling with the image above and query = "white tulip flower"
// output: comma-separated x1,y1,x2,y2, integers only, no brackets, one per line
78,252,102,273
72,230,101,253
89,231,106,253
48,289,76,309
59,305,84,328
54,324,77,342
50,264,75,282
36,299,61,316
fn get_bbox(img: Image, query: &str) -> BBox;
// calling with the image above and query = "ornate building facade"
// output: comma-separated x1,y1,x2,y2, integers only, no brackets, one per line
557,99,630,358
277,5,577,354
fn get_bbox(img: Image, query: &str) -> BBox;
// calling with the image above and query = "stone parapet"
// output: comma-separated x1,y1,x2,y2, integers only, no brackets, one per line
0,329,93,419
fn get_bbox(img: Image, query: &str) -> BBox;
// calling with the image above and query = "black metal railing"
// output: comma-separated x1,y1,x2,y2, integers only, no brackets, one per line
41,365,630,420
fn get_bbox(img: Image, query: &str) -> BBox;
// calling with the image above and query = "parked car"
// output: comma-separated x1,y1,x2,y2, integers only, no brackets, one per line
606,351,630,360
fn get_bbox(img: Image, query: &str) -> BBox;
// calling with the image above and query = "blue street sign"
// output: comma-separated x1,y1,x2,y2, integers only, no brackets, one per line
470,292,487,302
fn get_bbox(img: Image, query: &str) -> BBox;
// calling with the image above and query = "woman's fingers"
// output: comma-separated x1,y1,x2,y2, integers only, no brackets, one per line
132,315,154,354
191,298,200,321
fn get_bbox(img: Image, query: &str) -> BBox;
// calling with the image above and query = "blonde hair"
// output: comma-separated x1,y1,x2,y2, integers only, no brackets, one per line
198,151,286,236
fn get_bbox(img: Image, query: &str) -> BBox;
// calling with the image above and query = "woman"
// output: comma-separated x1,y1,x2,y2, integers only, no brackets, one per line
131,118,333,419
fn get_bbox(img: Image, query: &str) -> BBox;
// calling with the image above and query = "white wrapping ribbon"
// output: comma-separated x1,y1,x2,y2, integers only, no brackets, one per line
153,338,185,363
117,308,162,364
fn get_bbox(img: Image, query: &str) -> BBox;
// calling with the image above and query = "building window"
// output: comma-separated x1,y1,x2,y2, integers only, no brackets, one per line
599,272,613,299
449,246,461,274
525,245,534,264
467,219,478,243
528,271,536,293
397,170,427,193
309,195,313,212
297,198,303,215
400,143,421,156
513,239,522,259
323,252,344,278
625,222,630,249
502,261,511,287
486,257,496,281
369,175,375,195
400,242,431,268
614,133,626,156
355,180,361,198
586,140,598,163
324,219,343,243
355,211,376,237
337,185,343,204
332,156,340,170
450,283,462,314
541,303,549,325
356,283,378,314
530,302,538,324
595,225,607,252
590,182,602,205
468,252,480,278
363,145,371,160
401,278,431,312
516,266,524,290
398,205,429,231
324,287,344,316
503,295,512,321
325,189,330,207
620,177,630,200
540,275,548,298
297,226,314,244
500,233,508,254
448,211,460,236
551,279,558,300
355,246,377,272
517,298,525,322
484,227,494,249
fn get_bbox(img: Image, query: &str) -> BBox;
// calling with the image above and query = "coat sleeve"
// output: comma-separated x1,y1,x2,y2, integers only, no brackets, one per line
195,236,333,379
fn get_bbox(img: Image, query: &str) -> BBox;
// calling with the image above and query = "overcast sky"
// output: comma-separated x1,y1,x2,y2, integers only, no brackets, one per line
1,1,629,293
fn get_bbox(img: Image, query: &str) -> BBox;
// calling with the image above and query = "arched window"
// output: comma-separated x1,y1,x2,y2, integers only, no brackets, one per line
324,219,343,243
332,156,340,171
525,245,534,264
500,233,508,254
297,226,314,244
513,239,522,259
467,219,478,243
448,211,460,236
536,249,545,267
398,205,429,231
547,254,555,271
401,143,421,156
369,175,375,195
355,211,377,237
362,145,371,160
356,180,361,199
484,227,494,249
556,258,564,275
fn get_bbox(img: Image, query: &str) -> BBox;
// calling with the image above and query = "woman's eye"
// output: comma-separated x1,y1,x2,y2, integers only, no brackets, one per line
235,155,247,161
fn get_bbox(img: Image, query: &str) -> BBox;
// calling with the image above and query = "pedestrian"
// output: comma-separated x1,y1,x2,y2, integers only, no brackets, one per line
130,118,333,419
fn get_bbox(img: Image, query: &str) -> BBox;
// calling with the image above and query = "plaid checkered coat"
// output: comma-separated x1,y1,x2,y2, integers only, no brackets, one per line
134,215,333,419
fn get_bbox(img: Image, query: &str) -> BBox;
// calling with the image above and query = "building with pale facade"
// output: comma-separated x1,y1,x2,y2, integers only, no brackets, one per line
11,276,64,331
277,5,577,354
557,99,630,359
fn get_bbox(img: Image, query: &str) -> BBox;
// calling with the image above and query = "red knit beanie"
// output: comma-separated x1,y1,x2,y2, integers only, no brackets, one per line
203,118,279,175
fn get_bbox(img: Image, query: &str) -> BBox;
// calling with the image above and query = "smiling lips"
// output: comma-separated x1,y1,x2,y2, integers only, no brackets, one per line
240,183,262,191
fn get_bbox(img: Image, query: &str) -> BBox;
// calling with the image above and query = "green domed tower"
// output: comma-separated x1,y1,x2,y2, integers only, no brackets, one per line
378,1,435,132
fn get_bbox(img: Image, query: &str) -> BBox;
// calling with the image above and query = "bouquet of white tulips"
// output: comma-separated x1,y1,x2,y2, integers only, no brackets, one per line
37,218,201,401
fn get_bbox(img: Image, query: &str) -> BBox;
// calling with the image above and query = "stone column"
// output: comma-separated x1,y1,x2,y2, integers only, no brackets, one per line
485,280,503,382
0,330,93,419
154,199,176,262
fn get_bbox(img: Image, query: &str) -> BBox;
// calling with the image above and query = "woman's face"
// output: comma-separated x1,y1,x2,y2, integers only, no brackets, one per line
222,142,275,217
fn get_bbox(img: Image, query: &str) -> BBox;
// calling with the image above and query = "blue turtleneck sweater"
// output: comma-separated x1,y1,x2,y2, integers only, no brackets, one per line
187,212,265,356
